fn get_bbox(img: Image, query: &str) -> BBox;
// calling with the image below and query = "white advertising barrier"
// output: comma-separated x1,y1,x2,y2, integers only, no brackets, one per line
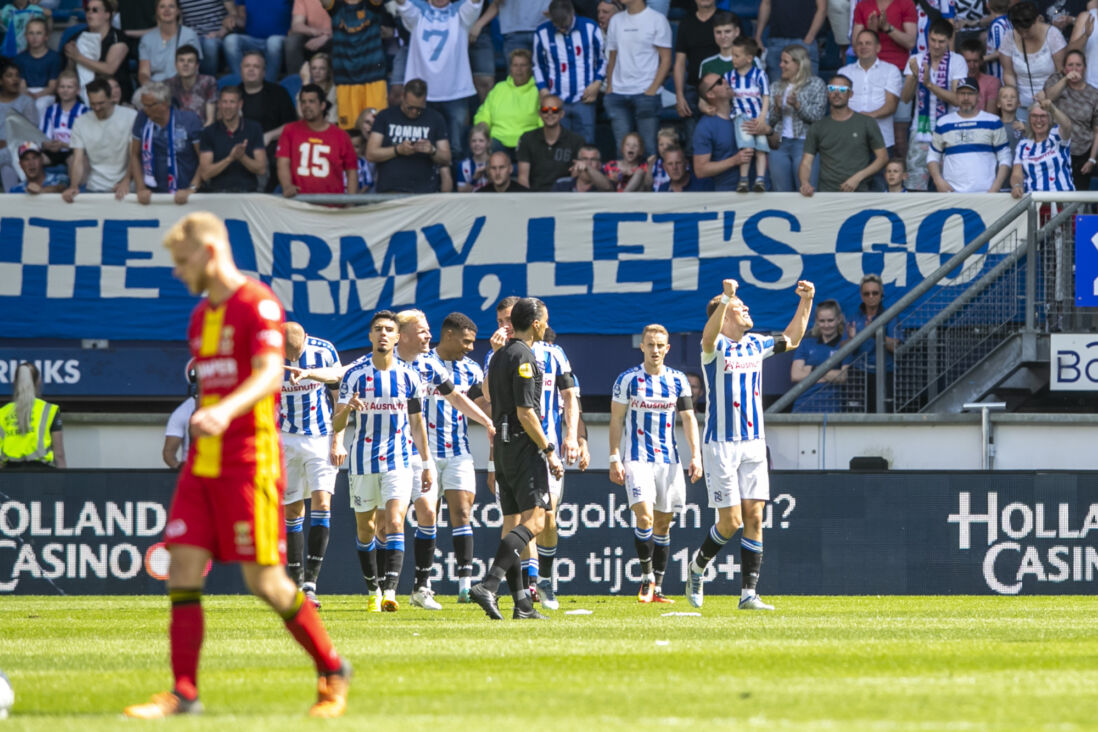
0,192,1025,349
1050,334,1098,391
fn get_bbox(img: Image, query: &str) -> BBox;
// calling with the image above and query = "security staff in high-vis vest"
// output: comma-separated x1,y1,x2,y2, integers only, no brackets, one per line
0,362,66,468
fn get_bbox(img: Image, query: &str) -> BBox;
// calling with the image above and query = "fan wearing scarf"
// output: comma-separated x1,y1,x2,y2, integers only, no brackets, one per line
129,80,204,205
900,17,966,190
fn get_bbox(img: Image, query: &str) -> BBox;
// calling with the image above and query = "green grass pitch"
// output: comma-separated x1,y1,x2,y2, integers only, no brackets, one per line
1,595,1097,731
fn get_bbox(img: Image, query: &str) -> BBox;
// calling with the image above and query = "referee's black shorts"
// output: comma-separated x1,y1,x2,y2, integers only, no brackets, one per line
494,435,551,515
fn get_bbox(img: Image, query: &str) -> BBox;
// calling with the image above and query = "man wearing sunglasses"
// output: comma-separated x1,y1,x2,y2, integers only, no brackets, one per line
693,72,755,191
798,74,887,195
516,94,585,190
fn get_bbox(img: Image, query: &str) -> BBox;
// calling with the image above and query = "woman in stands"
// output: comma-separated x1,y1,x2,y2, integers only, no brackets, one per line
66,0,133,104
999,1,1066,120
1042,49,1098,191
300,52,338,124
1011,96,1075,196
763,44,826,192
0,362,66,468
138,0,202,85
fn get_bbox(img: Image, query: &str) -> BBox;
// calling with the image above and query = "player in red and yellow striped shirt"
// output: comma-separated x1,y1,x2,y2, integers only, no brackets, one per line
125,212,350,720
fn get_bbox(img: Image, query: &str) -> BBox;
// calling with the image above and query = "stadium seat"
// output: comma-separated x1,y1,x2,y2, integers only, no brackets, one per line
217,73,242,89
279,74,302,101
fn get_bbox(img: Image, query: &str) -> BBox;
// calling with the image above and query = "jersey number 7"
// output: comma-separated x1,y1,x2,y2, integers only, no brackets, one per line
422,29,450,62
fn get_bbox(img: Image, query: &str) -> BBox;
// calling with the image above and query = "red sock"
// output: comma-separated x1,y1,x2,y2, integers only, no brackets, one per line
169,589,204,701
282,591,341,674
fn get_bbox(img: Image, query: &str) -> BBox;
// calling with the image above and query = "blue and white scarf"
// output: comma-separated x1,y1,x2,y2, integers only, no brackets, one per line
141,108,177,192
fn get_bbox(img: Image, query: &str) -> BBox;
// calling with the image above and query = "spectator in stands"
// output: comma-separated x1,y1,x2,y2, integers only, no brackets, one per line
985,0,1010,82
353,106,377,190
603,0,672,158
728,36,769,192
672,0,718,152
277,83,357,196
790,299,848,413
1011,97,1076,195
477,149,528,192
468,2,499,102
490,0,552,60
0,0,47,57
238,50,297,189
457,123,490,192
298,52,338,124
67,0,134,105
224,0,292,82
63,78,138,202
473,48,542,157
179,0,230,76
516,93,583,190
927,77,1011,192
0,362,66,469
596,0,620,33
553,143,613,191
9,142,67,193
686,372,705,414
799,75,888,195
40,71,86,166
532,0,605,145
698,11,742,79
1001,2,1066,118
850,0,917,75
884,156,908,191
366,77,450,193
198,85,266,192
841,30,902,162
1043,49,1098,190
128,81,203,204
1000,85,1025,157
642,125,681,191
910,0,954,59
959,38,1001,113
846,273,897,413
654,145,713,191
15,17,62,119
168,45,217,124
0,59,37,192
901,18,965,190
693,72,753,192
329,0,391,131
603,131,647,191
753,0,826,81
116,0,158,46
286,0,332,78
765,44,825,192
138,0,203,85
395,0,481,160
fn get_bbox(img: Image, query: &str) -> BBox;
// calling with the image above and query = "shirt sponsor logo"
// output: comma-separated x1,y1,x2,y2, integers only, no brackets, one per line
630,398,676,411
196,357,238,382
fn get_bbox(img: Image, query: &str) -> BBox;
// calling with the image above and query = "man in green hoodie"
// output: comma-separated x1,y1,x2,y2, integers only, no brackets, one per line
473,48,542,158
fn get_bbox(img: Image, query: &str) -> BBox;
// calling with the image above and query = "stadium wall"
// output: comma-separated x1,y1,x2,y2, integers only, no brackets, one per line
1,470,1095,597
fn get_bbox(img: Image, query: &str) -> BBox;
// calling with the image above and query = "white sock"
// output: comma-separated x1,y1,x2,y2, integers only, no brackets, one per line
741,589,755,600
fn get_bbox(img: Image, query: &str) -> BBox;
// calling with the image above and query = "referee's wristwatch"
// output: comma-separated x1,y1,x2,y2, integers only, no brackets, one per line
540,443,556,458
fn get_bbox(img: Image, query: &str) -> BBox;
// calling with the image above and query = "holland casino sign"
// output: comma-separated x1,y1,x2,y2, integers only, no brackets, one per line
949,491,1098,594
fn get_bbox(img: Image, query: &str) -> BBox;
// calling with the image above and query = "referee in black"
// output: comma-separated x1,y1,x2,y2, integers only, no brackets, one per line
470,297,565,620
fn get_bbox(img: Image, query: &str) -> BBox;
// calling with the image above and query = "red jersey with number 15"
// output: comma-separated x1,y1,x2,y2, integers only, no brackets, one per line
186,277,285,478
275,120,357,194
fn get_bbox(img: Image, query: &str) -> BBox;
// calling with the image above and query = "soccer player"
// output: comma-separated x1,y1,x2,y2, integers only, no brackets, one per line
280,322,340,609
393,309,494,610
429,312,489,603
609,324,702,604
125,212,349,719
330,311,433,613
684,277,814,611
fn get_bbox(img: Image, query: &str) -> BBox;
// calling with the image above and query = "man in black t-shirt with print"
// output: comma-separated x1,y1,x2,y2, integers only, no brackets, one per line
469,297,565,621
366,78,452,193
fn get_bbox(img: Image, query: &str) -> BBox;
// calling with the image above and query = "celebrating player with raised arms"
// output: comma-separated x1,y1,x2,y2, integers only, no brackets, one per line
609,324,702,604
685,278,813,611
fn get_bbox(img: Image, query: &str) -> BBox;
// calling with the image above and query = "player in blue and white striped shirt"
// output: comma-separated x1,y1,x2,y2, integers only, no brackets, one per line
532,2,606,143
685,278,814,611
610,324,702,604
395,309,494,610
280,324,340,608
331,310,433,614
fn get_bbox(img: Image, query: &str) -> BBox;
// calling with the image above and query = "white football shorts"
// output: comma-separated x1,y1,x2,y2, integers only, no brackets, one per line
349,469,414,513
282,432,337,505
702,438,769,508
623,460,686,514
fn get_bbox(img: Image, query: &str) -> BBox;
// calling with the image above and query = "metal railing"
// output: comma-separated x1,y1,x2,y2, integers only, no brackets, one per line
769,194,1098,414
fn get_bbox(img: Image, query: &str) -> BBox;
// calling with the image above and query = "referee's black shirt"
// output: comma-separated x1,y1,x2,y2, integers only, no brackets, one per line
487,338,543,438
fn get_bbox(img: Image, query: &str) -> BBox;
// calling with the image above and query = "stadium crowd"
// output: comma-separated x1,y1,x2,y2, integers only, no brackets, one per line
0,0,1094,196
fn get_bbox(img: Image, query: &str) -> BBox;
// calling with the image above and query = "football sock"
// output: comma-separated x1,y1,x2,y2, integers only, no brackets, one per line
525,557,539,586
741,537,764,594
355,538,378,591
169,588,203,702
413,524,436,590
634,526,654,576
375,536,388,583
384,533,405,592
482,525,534,593
452,525,474,578
304,511,330,585
506,563,524,600
693,525,731,571
280,589,341,674
285,517,305,587
536,543,556,584
652,533,671,587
